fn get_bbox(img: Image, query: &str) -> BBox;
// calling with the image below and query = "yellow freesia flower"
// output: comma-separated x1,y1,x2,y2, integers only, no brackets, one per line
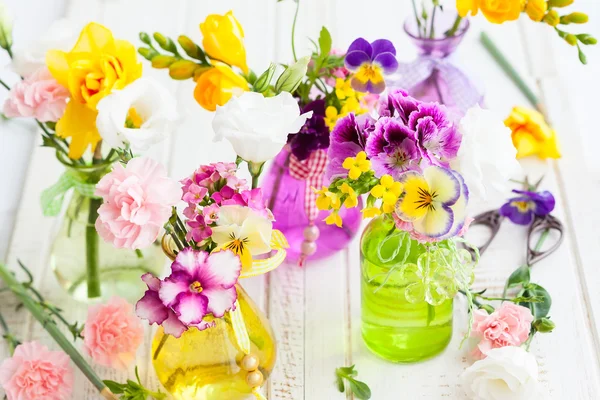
456,0,523,24
342,151,371,180
335,78,354,100
504,106,561,159
325,106,340,130
340,182,358,208
46,22,142,158
314,186,341,210
324,211,343,228
193,63,249,111
200,11,248,73
525,0,547,22
370,174,403,213
362,207,382,219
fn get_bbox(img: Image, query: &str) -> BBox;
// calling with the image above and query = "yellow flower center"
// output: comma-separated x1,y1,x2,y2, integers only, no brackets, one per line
355,63,384,84
415,187,437,211
125,107,144,129
226,234,249,254
512,200,532,212
189,281,203,293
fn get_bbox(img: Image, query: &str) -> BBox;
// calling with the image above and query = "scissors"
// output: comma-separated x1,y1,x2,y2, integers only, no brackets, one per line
467,209,564,265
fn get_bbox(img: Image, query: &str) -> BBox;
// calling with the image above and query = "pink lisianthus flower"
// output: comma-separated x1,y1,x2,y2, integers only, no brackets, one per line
83,297,144,370
136,249,242,337
186,214,213,242
0,341,74,400
471,302,534,359
2,67,69,122
95,157,181,250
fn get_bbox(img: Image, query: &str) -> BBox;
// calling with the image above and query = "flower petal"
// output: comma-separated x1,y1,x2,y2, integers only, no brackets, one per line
373,52,398,74
173,293,208,325
371,39,397,57
162,310,188,338
345,50,371,70
396,171,430,221
135,290,168,325
413,204,454,238
202,286,238,318
423,166,460,205
201,250,242,289
346,37,372,58
159,272,191,307
172,247,209,277
141,273,161,292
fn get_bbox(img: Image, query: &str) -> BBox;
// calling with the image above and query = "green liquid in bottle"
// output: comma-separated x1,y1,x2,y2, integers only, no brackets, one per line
360,216,453,363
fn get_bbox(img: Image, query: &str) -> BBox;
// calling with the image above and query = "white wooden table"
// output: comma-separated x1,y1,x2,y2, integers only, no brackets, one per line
1,0,599,399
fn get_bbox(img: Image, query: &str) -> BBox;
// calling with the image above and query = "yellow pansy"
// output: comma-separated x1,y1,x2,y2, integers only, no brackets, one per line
342,151,371,180
340,182,358,208
324,211,343,228
46,22,142,158
314,186,341,210
456,0,523,24
370,174,403,213
193,63,249,111
335,78,354,100
325,106,340,130
504,106,561,159
525,0,547,22
362,207,382,219
200,11,248,73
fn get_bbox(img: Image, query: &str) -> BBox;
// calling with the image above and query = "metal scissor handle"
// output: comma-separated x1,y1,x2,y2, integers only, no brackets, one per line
467,209,505,256
526,214,564,266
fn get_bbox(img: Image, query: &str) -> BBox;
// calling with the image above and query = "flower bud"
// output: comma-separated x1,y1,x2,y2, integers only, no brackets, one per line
168,60,199,80
560,12,589,24
533,317,556,333
139,32,152,45
577,34,598,45
0,3,13,50
548,0,573,7
565,34,578,46
543,10,560,26
178,35,207,63
478,304,495,314
275,56,310,94
138,47,158,61
153,32,178,54
193,66,211,81
525,0,547,22
151,55,177,69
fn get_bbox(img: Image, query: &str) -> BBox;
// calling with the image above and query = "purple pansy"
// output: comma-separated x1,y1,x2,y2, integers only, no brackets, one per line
499,189,556,225
366,117,420,178
345,38,398,94
287,100,330,161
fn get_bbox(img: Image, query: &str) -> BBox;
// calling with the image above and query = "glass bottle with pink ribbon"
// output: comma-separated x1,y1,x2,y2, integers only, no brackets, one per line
261,101,363,265
390,12,483,115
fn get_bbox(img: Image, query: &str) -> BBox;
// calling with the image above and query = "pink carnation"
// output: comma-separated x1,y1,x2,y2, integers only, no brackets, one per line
471,302,534,359
83,297,144,370
0,341,74,400
3,67,69,122
95,157,181,250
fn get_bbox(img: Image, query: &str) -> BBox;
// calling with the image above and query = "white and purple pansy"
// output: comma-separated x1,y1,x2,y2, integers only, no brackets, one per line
344,38,399,94
499,189,555,225
135,248,242,337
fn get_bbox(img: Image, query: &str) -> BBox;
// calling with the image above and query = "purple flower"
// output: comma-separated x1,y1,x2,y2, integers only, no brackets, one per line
366,117,420,178
345,38,398,94
223,188,274,221
287,100,330,161
182,184,208,206
499,190,556,225
326,113,370,178
211,185,236,204
186,215,213,242
377,89,420,122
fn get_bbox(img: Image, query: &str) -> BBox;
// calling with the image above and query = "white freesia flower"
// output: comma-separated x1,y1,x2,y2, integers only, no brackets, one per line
96,78,179,152
11,19,78,77
460,346,539,400
212,91,312,163
451,105,522,205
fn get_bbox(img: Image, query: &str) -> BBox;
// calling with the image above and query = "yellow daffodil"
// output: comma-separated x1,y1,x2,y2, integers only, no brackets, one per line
325,106,340,130
335,78,354,100
504,106,561,159
314,186,341,210
193,63,249,111
342,151,371,180
361,207,382,219
456,0,523,24
340,182,358,208
324,211,343,228
200,11,248,73
46,23,142,158
370,174,403,213
525,0,547,22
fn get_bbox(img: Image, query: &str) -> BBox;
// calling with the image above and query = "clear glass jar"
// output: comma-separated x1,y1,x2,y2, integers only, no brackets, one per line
50,165,165,302
360,215,453,363
151,284,276,400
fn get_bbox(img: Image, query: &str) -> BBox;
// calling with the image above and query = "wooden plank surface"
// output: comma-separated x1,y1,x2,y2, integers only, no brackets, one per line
0,0,599,399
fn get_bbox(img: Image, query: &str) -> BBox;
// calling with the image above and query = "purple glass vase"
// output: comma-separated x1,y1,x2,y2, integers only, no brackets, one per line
392,15,483,115
262,147,362,264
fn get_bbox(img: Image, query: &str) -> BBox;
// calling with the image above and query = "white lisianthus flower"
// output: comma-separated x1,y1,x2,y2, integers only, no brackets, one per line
460,346,539,400
451,105,522,205
212,91,312,163
96,78,179,152
11,19,78,77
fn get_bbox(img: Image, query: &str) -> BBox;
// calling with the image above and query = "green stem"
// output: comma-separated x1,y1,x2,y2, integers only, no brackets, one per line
86,198,102,299
0,312,20,355
291,0,300,62
252,175,259,189
411,0,423,38
429,5,437,39
248,161,265,189
0,263,113,398
480,32,541,110
446,15,463,37
0,77,9,90
153,333,170,360
534,228,550,252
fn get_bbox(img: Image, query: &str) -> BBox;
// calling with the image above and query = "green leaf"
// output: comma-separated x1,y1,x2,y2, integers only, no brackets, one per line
506,265,530,289
103,380,125,394
520,283,552,318
318,26,332,56
253,63,277,93
274,56,310,93
348,378,372,400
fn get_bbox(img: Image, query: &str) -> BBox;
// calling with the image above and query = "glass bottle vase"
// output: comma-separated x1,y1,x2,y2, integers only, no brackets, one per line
50,165,165,303
151,284,277,400
360,215,453,363
261,147,362,263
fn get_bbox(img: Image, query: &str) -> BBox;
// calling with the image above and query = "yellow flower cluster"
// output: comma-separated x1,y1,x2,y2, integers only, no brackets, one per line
325,78,369,130
504,106,561,160
370,175,403,214
342,152,371,180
